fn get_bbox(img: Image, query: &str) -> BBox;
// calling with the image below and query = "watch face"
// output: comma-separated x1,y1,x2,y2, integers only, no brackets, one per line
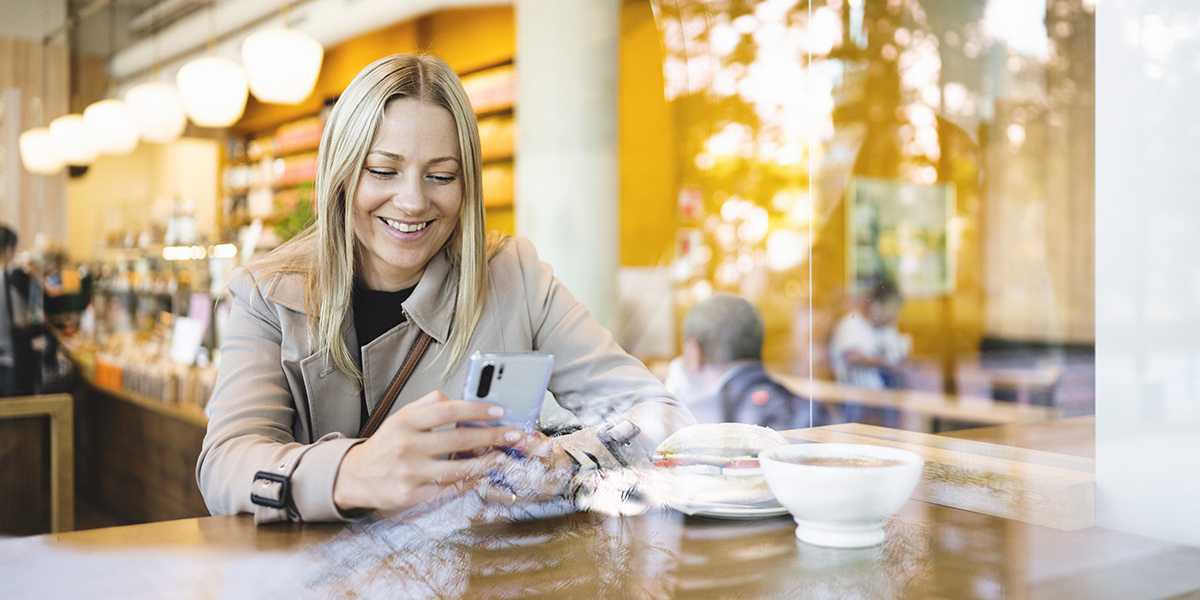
601,419,641,443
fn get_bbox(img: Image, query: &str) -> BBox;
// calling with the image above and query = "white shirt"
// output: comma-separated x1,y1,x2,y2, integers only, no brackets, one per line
829,310,911,390
663,357,735,424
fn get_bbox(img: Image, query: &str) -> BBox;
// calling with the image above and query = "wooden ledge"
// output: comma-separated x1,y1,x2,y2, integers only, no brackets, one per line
784,422,1095,531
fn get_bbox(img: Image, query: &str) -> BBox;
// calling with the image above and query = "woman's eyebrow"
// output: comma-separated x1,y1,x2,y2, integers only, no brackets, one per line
368,150,402,160
365,151,459,165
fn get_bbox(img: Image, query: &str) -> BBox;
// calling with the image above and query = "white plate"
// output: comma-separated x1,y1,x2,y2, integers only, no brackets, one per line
659,491,791,520
685,502,791,520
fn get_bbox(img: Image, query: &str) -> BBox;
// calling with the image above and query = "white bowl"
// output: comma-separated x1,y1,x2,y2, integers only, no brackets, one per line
759,443,924,548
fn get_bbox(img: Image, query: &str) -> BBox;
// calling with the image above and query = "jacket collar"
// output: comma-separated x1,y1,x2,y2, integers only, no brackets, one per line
400,248,457,345
262,248,458,345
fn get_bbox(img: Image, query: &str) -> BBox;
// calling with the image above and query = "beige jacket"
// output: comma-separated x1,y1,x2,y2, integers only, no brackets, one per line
196,236,694,522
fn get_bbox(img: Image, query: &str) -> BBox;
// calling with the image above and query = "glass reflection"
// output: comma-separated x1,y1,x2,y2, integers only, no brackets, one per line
648,0,1095,433
292,494,944,599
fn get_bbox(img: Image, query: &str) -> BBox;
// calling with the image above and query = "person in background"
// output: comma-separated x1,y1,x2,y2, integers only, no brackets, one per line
40,243,90,329
828,276,911,426
0,224,37,396
197,54,694,524
664,293,820,430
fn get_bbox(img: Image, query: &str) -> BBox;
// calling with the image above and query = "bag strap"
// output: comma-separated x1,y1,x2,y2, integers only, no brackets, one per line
357,330,433,438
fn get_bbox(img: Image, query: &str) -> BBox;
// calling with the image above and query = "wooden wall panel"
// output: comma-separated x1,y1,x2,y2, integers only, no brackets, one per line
0,416,50,536
0,37,69,252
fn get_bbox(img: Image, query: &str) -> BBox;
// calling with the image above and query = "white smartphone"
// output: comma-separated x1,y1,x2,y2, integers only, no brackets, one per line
462,352,554,431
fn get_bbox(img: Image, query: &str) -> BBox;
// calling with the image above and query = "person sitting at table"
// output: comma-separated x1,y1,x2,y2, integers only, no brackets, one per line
663,293,821,430
828,276,912,427
196,53,695,524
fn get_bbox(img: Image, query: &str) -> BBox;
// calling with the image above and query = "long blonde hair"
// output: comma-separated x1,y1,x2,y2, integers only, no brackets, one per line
249,53,487,382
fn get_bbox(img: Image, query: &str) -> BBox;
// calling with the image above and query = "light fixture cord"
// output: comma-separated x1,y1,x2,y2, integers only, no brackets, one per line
107,0,117,98
151,0,161,80
208,0,217,55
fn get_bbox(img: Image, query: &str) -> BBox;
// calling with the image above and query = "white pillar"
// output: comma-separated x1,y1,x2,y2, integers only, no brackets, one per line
1097,0,1200,546
515,0,621,331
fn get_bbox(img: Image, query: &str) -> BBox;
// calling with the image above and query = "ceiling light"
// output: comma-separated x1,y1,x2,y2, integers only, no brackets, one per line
125,81,188,144
177,56,248,127
83,99,139,155
242,28,324,104
49,114,98,166
18,128,63,174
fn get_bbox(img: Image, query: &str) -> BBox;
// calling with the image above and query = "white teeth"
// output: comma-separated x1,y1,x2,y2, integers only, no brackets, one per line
383,217,428,233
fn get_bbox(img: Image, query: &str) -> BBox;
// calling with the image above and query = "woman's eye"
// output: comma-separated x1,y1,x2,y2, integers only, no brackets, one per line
366,168,395,178
428,173,458,184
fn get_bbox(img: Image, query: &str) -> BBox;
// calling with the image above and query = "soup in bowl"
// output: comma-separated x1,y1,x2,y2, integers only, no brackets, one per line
759,443,924,548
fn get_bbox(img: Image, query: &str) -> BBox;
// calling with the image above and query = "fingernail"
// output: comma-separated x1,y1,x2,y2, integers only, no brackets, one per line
488,406,505,418
504,430,522,443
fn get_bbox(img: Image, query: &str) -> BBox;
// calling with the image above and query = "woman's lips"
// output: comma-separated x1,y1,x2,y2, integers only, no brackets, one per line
379,216,431,235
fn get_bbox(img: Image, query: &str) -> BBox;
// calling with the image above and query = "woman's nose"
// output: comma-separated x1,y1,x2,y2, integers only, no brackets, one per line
388,172,428,213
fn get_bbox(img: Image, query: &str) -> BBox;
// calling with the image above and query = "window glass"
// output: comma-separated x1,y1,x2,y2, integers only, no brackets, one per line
651,0,1094,433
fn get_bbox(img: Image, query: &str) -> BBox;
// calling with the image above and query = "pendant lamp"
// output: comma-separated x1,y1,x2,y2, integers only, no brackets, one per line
242,27,323,104
177,56,248,127
49,114,98,166
125,81,188,144
19,127,64,174
82,0,139,156
84,99,139,155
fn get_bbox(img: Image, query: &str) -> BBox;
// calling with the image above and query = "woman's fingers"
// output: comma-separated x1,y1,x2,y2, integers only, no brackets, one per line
417,424,522,457
382,397,506,433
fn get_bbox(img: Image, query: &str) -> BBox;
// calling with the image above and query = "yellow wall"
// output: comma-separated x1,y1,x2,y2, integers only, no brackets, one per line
618,0,678,267
66,139,220,261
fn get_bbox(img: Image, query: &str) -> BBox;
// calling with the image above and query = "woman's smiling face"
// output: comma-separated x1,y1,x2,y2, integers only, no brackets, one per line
352,97,463,291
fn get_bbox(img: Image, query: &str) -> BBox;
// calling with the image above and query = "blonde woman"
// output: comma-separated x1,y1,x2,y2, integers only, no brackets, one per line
196,54,694,523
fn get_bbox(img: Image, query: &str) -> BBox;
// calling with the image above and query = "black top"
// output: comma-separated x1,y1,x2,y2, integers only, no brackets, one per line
352,280,416,425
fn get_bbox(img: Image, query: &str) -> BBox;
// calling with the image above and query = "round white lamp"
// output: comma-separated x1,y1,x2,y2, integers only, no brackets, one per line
125,81,188,144
242,28,324,104
177,56,248,127
18,127,64,174
49,114,98,166
83,99,139,155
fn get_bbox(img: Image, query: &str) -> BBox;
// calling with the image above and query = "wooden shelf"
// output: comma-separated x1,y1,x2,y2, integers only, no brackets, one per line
481,154,514,165
474,105,514,120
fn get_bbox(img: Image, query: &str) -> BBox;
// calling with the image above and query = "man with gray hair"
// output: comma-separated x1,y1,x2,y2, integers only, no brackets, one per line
663,293,819,430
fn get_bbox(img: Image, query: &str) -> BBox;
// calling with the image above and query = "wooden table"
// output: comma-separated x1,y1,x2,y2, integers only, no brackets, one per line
4,418,1200,600
770,372,1060,431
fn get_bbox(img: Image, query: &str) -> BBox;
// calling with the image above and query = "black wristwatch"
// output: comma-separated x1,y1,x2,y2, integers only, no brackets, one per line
597,418,648,468
249,441,323,514
251,471,290,509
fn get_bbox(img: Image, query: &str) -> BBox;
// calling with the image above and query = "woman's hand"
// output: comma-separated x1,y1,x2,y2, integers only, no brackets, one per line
477,431,577,505
333,390,520,515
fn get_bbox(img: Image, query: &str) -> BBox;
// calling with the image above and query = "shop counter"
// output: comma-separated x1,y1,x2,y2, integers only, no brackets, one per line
73,379,210,526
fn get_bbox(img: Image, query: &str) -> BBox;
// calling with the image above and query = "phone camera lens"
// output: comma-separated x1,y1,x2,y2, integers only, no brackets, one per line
477,364,495,398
